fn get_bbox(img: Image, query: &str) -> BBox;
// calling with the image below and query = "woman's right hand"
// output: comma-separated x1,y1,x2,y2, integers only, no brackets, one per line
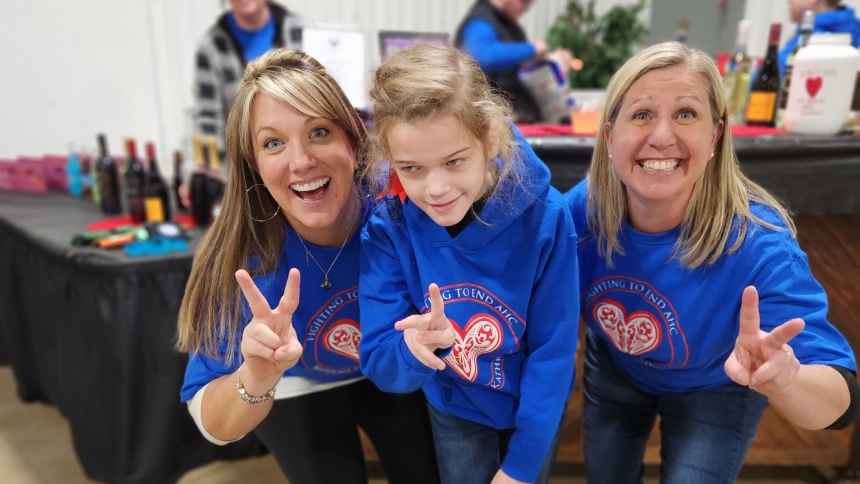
235,268,303,391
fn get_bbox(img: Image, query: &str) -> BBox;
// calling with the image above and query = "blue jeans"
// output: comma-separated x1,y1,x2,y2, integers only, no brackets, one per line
583,330,769,484
427,402,563,484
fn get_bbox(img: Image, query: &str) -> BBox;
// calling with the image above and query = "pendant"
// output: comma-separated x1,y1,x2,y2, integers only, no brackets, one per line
321,279,332,290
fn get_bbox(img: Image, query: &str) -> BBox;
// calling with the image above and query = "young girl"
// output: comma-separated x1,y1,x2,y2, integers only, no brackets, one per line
359,44,579,484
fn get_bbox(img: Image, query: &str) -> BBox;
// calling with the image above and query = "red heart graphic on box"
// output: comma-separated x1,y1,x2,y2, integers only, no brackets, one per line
806,76,823,98
323,319,361,362
444,314,503,382
594,299,662,355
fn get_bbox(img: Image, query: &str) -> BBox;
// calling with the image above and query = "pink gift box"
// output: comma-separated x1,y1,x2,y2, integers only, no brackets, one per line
43,154,68,192
13,157,48,194
0,160,16,191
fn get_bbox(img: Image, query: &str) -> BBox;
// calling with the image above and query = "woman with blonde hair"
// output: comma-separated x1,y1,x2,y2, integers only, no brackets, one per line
566,41,858,483
177,48,439,484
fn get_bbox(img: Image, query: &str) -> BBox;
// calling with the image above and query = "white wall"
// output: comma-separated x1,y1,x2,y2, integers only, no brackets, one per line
0,0,648,174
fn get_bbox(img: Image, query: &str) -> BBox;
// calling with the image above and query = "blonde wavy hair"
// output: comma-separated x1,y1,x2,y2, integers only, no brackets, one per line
365,44,519,200
588,41,794,268
177,48,368,363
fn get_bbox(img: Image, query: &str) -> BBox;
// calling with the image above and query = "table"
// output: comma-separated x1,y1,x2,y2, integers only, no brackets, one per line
0,192,264,484
527,133,860,213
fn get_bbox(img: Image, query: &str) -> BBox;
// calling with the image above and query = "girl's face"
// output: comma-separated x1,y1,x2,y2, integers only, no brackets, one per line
605,65,723,231
251,94,358,246
387,115,492,227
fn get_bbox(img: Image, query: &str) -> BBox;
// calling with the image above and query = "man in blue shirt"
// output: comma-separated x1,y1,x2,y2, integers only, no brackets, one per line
780,0,860,75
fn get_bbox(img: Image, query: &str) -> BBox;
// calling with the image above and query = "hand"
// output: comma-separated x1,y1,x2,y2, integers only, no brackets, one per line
491,469,528,484
235,268,303,393
532,39,548,59
395,283,455,371
547,48,581,75
724,286,804,396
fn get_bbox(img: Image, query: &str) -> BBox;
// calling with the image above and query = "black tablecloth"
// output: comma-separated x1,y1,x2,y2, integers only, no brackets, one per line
527,133,860,213
0,192,264,484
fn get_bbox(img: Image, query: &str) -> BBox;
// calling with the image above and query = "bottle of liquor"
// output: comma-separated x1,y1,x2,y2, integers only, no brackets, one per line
172,151,186,214
777,11,815,128
724,20,752,125
746,23,782,126
144,142,171,223
675,19,689,44
95,134,121,214
206,136,226,220
190,134,212,227
80,150,93,201
124,138,147,224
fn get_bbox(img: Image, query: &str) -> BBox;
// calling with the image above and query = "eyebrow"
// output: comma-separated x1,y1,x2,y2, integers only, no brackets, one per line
393,146,470,165
254,117,328,137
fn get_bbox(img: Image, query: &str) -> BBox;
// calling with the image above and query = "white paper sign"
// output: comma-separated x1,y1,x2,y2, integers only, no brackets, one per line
301,27,366,108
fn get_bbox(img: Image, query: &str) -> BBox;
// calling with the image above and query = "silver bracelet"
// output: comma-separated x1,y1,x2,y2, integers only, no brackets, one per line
236,369,276,405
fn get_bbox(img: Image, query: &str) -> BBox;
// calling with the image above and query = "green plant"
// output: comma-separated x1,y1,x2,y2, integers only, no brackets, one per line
548,0,647,89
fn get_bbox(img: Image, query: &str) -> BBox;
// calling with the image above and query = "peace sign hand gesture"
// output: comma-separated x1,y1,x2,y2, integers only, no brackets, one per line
235,268,303,389
395,283,455,371
725,286,804,396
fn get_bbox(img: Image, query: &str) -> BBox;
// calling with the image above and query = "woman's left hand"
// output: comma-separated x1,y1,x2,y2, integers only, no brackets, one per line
490,469,528,484
724,286,804,396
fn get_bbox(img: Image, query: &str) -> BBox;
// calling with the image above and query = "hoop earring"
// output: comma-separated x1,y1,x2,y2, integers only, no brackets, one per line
246,184,280,222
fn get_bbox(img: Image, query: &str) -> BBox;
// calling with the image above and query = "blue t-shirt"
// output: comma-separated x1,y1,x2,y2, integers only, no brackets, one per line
359,125,579,483
181,209,369,402
566,180,855,395
779,5,860,75
460,18,537,73
227,12,275,62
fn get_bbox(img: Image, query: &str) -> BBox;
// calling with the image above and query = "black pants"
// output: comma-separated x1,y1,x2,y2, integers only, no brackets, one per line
253,379,440,484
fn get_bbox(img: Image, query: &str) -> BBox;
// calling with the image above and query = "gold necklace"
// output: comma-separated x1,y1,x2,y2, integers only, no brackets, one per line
294,202,360,290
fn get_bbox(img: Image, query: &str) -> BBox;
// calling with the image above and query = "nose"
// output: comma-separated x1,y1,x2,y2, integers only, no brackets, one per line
289,141,317,172
648,117,676,151
425,169,451,198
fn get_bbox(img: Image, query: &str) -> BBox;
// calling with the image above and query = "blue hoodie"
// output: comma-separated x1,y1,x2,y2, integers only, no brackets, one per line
359,125,579,482
779,5,860,75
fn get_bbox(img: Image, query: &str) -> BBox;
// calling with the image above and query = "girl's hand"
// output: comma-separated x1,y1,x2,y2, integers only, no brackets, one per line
395,283,454,371
491,469,528,484
235,268,303,392
724,286,804,396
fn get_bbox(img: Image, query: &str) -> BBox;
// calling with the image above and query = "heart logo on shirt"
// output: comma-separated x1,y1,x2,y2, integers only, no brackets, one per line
323,319,362,362
594,299,662,355
806,76,823,98
444,314,504,382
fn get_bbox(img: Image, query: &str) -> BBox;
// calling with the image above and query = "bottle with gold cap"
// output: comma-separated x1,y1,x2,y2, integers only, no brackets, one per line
190,134,212,226
205,136,226,220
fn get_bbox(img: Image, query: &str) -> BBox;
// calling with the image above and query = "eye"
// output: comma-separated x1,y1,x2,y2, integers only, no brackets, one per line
310,127,329,139
263,139,283,150
633,111,650,121
678,109,697,120
399,165,419,173
447,158,465,167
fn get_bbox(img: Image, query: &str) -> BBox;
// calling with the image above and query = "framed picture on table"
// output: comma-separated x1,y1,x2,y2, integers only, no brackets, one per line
378,30,449,60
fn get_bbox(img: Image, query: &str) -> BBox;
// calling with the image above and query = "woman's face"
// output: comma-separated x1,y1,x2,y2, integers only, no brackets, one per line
605,65,723,231
251,94,358,246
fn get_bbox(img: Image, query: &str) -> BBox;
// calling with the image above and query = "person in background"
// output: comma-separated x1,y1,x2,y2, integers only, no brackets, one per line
568,41,859,484
194,0,302,149
178,48,440,484
455,0,574,123
780,0,860,75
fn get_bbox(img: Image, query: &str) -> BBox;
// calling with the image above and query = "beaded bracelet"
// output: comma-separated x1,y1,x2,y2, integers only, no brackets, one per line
236,369,276,405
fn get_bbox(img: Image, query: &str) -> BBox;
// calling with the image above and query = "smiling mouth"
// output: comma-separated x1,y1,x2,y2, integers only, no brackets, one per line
290,177,330,200
638,159,681,173
429,196,460,211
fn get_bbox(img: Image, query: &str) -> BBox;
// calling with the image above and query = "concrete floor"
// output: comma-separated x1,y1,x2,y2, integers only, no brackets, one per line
0,366,830,484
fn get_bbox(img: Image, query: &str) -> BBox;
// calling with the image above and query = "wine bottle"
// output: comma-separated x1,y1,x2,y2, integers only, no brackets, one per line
777,11,815,128
144,142,171,223
190,134,212,227
125,138,147,224
206,136,226,220
724,20,752,125
95,134,121,214
172,150,186,214
746,23,782,126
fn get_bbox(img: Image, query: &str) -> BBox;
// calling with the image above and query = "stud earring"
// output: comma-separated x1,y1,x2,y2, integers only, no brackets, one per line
609,154,613,159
